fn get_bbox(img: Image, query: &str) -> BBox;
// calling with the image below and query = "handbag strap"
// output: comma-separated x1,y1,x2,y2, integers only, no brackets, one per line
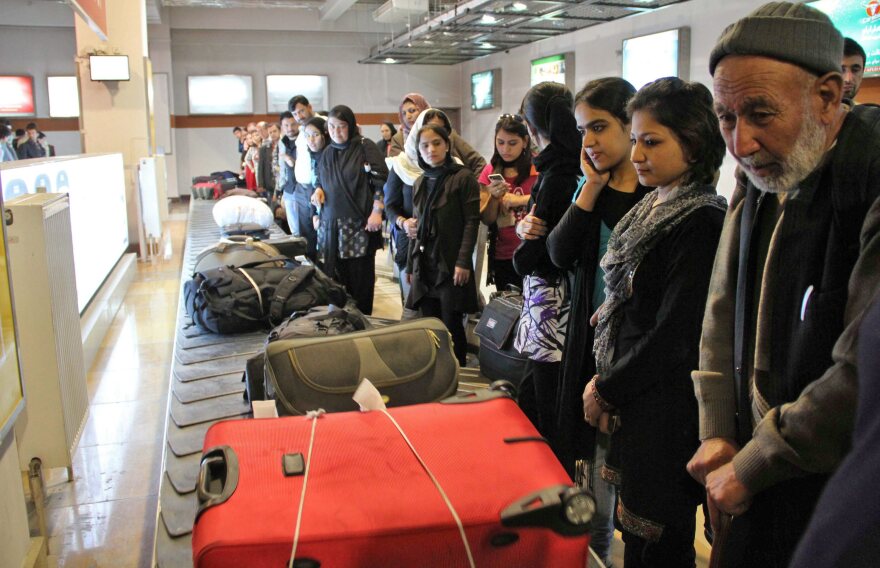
269,265,316,324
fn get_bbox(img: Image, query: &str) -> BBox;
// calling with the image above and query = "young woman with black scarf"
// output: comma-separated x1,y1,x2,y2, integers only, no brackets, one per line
511,82,582,448
405,124,481,366
582,78,727,567
312,105,388,315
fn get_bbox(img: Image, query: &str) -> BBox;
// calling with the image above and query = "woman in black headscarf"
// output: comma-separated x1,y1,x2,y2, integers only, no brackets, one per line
405,124,480,365
511,82,582,448
312,105,389,314
376,121,397,157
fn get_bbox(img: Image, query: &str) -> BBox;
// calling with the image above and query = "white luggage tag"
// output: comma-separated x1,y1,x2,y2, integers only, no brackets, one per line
252,399,279,419
353,378,387,412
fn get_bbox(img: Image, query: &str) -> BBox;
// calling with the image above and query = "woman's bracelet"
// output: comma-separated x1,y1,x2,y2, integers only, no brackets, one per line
590,377,613,412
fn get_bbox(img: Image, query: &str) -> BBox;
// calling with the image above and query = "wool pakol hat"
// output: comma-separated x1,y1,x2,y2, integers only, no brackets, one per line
709,1,843,76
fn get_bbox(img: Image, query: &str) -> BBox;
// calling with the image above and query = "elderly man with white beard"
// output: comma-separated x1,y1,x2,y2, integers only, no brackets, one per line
685,3,880,567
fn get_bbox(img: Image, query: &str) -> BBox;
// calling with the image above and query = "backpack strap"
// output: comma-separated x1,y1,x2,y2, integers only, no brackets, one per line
269,265,316,323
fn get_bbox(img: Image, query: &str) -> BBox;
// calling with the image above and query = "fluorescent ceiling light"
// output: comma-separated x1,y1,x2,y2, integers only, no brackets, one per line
511,2,527,10
384,57,398,63
480,14,497,24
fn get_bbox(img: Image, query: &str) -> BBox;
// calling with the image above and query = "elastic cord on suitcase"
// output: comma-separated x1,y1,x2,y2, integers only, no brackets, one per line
379,409,477,568
288,408,325,568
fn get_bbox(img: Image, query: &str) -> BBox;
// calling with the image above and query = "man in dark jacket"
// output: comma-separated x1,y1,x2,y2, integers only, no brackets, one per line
17,122,45,160
258,122,280,195
686,3,880,567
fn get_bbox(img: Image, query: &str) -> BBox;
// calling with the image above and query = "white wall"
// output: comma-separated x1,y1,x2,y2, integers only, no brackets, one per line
458,0,769,201
169,28,461,195
0,26,83,156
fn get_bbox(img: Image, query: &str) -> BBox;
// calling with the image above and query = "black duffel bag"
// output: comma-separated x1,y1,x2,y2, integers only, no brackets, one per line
474,291,529,387
183,258,349,334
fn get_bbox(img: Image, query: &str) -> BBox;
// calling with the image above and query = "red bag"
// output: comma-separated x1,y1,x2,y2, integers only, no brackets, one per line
192,392,593,567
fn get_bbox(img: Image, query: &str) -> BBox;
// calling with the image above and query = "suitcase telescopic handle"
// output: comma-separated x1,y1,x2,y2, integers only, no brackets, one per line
195,446,240,521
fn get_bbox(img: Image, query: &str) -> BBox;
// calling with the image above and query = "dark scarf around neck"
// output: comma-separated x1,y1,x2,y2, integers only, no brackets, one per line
593,183,728,374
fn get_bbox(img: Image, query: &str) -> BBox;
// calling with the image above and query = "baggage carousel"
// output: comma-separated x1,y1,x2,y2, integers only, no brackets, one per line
151,199,490,567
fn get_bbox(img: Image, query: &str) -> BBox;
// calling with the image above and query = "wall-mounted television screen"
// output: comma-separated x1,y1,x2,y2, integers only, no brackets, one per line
89,55,130,81
471,69,500,111
808,0,880,77
622,28,690,90
266,75,328,113
188,75,254,115
530,53,574,89
0,76,35,117
48,76,80,118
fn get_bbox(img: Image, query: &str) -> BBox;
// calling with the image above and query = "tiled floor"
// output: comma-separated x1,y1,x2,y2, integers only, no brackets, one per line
29,200,708,567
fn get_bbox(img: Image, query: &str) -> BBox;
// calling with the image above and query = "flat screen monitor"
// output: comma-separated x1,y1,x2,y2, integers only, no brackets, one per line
47,76,80,118
89,55,130,81
471,69,499,111
0,76,35,117
622,28,690,90
266,75,328,113
188,75,253,115
808,0,880,77
531,54,571,87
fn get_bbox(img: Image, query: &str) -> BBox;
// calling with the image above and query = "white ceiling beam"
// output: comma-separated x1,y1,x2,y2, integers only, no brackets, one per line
319,0,359,21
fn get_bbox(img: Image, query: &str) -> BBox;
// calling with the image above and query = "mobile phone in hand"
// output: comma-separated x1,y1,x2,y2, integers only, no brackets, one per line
488,173,505,184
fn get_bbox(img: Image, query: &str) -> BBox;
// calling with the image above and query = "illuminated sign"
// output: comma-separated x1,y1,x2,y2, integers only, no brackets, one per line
810,0,880,76
0,76,35,117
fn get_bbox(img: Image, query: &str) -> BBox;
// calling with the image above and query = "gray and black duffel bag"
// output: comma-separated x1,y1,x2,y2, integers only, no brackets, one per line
250,318,460,415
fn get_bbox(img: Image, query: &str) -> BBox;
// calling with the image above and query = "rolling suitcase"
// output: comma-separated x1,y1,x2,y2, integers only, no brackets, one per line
192,391,594,567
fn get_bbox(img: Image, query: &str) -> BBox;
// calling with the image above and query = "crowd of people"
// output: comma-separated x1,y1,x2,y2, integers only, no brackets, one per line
0,120,54,162
227,3,879,565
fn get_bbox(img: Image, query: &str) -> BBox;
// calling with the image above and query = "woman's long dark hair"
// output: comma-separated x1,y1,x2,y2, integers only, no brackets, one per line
627,77,725,186
327,105,360,141
381,121,398,138
520,82,580,157
303,116,328,145
574,77,637,125
489,115,532,186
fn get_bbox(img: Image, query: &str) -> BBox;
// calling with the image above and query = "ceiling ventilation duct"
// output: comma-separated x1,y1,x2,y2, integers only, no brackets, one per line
373,0,428,24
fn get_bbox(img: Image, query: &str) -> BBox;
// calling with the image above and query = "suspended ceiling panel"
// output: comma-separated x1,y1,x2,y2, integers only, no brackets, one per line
361,0,690,64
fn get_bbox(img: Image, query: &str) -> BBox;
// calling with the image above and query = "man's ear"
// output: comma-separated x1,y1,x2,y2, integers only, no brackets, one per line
814,71,844,124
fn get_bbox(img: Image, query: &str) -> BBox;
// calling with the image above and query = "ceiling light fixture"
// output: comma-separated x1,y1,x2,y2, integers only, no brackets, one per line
480,14,497,24
384,57,398,63
511,2,527,10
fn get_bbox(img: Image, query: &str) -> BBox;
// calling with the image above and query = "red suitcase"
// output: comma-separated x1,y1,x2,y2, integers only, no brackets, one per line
192,391,593,567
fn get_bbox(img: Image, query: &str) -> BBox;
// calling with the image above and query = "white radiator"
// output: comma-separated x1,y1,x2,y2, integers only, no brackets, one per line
8,193,89,474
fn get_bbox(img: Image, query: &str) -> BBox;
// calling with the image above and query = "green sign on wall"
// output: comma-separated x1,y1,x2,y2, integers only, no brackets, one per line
810,0,880,76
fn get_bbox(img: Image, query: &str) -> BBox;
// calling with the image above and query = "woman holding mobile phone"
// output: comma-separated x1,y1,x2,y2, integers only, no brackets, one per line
546,77,649,565
478,114,538,292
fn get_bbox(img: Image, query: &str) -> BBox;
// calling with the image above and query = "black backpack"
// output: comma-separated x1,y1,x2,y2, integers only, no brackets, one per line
243,304,372,404
183,259,349,334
